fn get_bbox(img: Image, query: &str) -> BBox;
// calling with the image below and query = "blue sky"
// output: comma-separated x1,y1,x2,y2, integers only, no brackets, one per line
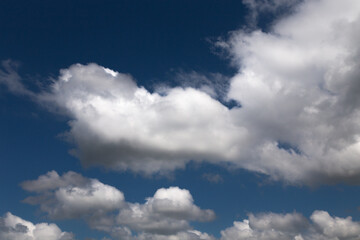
1,0,360,240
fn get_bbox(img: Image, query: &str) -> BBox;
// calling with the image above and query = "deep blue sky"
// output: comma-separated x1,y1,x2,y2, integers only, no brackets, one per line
0,0,247,80
1,1,360,240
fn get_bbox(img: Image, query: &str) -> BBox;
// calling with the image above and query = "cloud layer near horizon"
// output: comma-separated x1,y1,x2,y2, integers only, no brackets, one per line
15,171,360,240
21,171,215,239
221,210,360,240
1,0,360,185
0,212,74,240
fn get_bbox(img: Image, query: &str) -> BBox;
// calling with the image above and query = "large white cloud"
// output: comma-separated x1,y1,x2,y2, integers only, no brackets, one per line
22,171,215,237
0,212,74,240
222,0,360,184
1,0,360,185
221,211,360,240
43,63,247,175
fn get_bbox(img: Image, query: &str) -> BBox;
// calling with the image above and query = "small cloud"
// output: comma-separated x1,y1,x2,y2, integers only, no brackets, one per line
202,173,224,183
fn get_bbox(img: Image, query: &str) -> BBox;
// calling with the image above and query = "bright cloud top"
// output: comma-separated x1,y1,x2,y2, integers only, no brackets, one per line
21,171,215,239
44,63,246,174
1,0,360,186
0,212,74,240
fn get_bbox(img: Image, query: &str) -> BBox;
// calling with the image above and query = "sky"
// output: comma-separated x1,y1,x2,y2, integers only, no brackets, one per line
1,0,360,239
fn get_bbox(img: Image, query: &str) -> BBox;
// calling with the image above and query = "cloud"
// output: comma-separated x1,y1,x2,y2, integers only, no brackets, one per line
22,171,124,220
311,210,360,239
22,171,215,237
202,173,224,183
221,211,360,240
41,63,247,175
0,60,34,97
2,0,360,186
242,0,301,26
220,0,360,185
134,230,216,240
169,70,230,100
117,187,215,235
0,212,74,240
5,208,360,240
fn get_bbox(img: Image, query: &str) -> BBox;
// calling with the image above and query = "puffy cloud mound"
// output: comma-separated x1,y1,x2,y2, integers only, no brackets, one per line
22,171,215,238
117,187,215,235
221,211,360,240
45,63,247,175
22,171,125,220
0,212,74,240
1,0,360,185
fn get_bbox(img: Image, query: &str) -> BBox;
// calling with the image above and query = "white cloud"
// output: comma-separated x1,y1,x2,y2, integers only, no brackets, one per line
117,187,215,235
41,63,248,175
0,60,34,97
221,211,360,240
311,210,360,239
221,0,360,185
22,171,124,220
22,172,215,237
135,230,216,240
0,212,74,240
2,1,360,186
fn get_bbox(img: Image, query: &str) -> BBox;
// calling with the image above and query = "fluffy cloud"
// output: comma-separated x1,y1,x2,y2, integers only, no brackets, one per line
0,212,74,240
5,208,359,240
2,0,360,185
221,0,360,184
22,171,215,237
22,171,124,220
134,230,216,240
117,187,215,235
106,228,215,240
221,211,360,240
40,63,247,175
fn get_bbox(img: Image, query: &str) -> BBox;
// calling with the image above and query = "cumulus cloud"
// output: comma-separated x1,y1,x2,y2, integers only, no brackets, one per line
37,63,247,175
117,187,215,235
0,212,74,240
221,211,360,240
134,230,216,240
2,0,360,185
22,171,124,220
221,0,360,185
22,171,215,237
